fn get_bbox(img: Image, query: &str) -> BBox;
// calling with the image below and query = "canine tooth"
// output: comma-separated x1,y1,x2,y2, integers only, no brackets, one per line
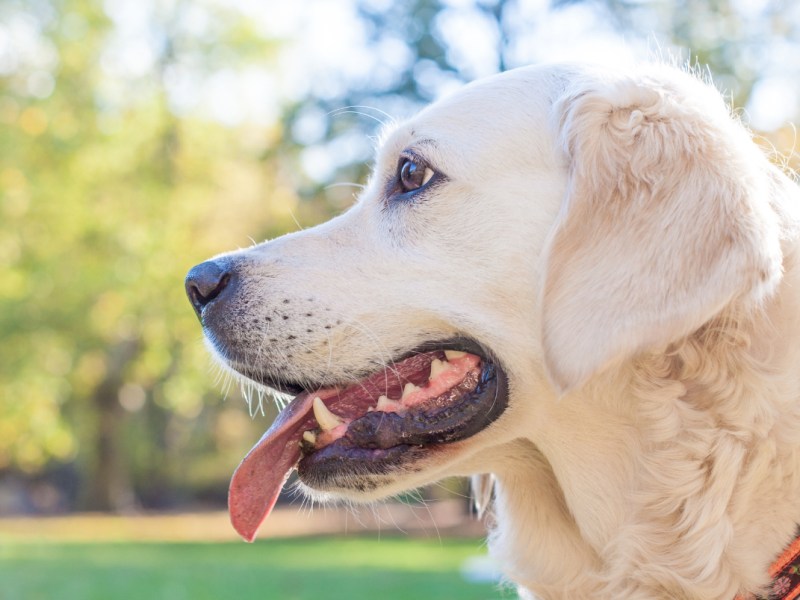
376,395,398,412
302,430,317,444
313,396,342,431
429,358,451,380
401,383,420,400
444,350,466,360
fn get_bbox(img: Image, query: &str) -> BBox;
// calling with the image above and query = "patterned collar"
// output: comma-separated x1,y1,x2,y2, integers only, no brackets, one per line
737,535,800,600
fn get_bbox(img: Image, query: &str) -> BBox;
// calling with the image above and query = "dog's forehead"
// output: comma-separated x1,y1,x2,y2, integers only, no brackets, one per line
382,65,566,173
421,67,557,125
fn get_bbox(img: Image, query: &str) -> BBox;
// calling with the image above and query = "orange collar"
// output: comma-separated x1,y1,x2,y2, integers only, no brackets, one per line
736,534,800,600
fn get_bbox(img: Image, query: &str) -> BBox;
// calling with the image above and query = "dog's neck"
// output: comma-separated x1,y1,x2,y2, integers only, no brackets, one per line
490,264,800,599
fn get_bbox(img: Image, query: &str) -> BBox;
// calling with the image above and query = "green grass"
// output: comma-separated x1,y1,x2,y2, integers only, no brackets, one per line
0,537,511,600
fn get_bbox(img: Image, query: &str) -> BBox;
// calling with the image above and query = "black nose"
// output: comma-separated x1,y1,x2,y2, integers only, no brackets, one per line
185,260,231,317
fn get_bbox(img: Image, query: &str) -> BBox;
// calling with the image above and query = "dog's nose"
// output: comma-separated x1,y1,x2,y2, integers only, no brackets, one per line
185,260,231,317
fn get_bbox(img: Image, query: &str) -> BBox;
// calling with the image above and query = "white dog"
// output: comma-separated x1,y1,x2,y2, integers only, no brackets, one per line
186,62,800,599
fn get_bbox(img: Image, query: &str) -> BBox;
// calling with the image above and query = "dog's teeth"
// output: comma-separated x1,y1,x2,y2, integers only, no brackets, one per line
313,396,342,431
429,358,451,380
444,350,466,361
376,395,399,412
401,382,420,400
302,430,317,444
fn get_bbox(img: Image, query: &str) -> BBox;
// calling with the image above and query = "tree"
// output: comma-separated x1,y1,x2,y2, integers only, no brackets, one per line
2,0,797,513
277,0,800,200
0,0,303,510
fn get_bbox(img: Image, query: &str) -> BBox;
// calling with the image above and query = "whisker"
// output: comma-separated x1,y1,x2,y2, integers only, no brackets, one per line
324,181,366,191
329,104,396,124
328,105,396,129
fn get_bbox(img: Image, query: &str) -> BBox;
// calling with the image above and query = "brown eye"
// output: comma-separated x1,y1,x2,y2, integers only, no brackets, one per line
399,158,434,192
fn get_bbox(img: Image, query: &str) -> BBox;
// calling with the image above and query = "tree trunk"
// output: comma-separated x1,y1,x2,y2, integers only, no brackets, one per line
83,338,141,512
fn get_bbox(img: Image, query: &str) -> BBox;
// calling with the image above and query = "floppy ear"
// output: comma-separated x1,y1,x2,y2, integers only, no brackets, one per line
541,71,782,394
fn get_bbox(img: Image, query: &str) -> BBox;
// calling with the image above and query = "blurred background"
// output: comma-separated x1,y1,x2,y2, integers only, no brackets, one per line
1,0,799,598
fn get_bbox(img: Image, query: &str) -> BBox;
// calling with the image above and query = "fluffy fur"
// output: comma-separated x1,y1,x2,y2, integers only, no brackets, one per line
203,63,800,599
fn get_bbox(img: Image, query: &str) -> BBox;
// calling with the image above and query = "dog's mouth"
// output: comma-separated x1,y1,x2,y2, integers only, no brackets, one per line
227,339,508,542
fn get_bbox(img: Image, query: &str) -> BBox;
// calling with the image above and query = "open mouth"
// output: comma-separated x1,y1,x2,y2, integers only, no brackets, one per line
227,339,508,542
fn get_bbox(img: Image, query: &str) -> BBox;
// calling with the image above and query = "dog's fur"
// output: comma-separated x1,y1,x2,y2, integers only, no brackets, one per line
205,63,800,599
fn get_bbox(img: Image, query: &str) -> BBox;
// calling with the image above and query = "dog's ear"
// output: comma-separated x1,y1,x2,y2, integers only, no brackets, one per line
541,71,782,394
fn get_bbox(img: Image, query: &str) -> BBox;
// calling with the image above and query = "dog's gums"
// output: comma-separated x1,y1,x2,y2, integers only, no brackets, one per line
228,346,508,543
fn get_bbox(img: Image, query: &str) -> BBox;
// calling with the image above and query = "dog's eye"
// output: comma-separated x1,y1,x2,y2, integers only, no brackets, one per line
398,158,434,193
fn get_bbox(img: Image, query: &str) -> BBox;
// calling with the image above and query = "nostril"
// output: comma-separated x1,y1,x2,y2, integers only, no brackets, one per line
185,260,232,316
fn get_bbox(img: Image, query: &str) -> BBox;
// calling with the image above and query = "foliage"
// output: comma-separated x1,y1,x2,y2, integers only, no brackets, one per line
279,0,800,196
598,0,800,105
1,0,798,512
0,0,318,509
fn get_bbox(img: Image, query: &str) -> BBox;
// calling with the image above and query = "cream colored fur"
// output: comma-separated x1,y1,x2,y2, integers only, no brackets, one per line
210,63,800,599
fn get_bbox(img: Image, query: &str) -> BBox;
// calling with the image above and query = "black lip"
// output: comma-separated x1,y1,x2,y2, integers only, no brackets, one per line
298,442,424,491
345,361,503,447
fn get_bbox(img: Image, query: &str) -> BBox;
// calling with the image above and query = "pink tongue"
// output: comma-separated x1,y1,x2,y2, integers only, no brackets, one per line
227,351,450,541
228,389,334,542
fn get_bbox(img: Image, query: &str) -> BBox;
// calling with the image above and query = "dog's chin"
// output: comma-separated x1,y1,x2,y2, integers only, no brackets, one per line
221,337,509,541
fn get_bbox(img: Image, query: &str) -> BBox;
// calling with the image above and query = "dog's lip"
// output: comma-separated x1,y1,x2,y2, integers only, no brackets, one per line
236,337,493,398
227,337,508,543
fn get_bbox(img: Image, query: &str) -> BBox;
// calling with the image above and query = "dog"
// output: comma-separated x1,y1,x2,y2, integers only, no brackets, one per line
185,62,800,599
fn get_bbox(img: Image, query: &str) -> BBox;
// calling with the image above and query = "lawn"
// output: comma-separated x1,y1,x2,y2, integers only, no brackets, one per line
0,536,511,600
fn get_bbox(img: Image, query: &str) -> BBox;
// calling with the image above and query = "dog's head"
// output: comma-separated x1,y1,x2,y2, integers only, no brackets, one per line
185,63,783,541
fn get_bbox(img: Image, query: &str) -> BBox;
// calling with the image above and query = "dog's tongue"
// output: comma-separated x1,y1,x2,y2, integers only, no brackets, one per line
227,351,465,541
228,389,335,542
